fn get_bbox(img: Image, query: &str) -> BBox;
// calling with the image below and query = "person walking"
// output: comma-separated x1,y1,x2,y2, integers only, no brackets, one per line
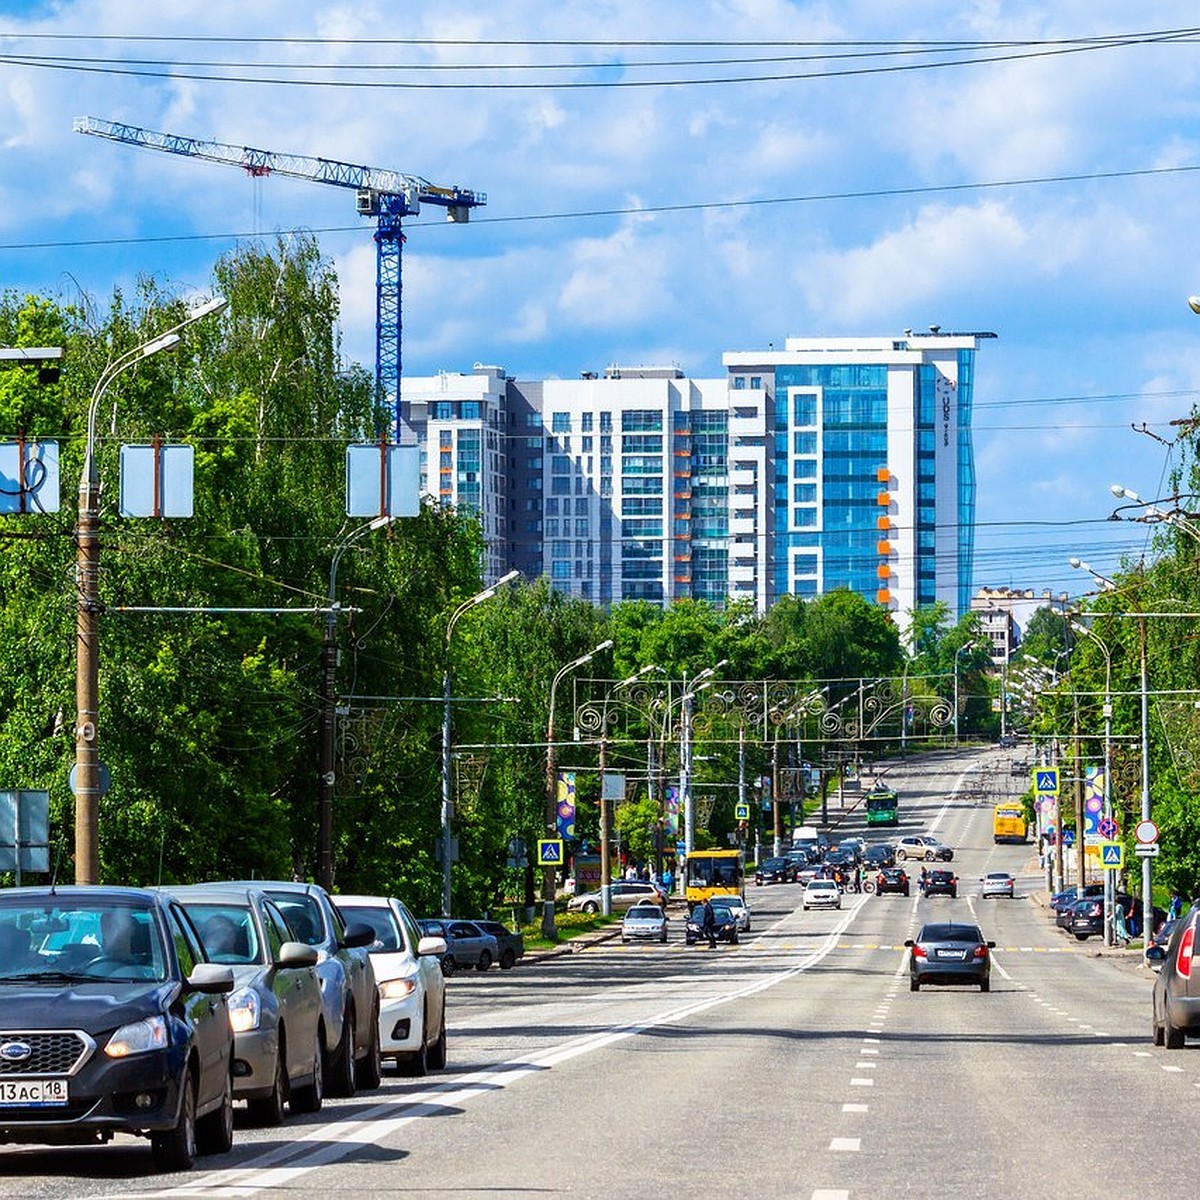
1169,893,1184,922
1114,897,1130,946
701,898,717,949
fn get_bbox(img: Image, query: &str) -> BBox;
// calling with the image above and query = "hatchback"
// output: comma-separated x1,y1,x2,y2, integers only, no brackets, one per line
684,903,740,945
906,922,995,992
621,903,669,943
803,879,842,911
567,881,666,914
874,867,909,896
0,886,235,1172
1150,904,1200,1047
1068,897,1104,940
862,843,896,869
923,869,959,899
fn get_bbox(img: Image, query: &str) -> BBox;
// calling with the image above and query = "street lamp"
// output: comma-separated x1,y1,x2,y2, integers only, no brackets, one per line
74,296,228,884
543,638,613,939
441,569,520,916
953,643,977,742
679,659,728,857
317,514,400,891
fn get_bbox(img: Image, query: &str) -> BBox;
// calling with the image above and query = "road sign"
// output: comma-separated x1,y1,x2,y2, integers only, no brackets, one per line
1061,829,1075,847
1097,816,1118,840
1033,767,1060,795
1135,842,1161,857
1135,819,1159,844
735,802,750,820
1099,841,1123,869
536,838,564,866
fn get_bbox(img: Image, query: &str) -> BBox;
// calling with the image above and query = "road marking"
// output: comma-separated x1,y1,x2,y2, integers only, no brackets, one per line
850,1077,874,1086
860,1047,879,1055
830,1138,861,1152
842,1103,869,1112
812,1191,850,1199
1134,1051,1152,1058
1162,1064,1185,1073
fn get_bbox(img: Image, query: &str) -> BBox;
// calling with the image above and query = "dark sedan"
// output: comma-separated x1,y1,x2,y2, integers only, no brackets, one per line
684,903,740,945
906,922,994,992
754,857,796,886
1068,896,1104,940
1150,904,1200,1047
862,843,895,869
0,886,235,1172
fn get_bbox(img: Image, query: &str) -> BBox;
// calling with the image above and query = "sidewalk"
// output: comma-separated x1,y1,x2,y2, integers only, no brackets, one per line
1030,889,1150,970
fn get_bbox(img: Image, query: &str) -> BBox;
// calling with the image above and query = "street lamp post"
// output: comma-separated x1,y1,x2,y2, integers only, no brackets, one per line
953,643,975,742
440,570,520,916
679,660,727,857
74,297,227,884
318,515,399,891
543,639,613,939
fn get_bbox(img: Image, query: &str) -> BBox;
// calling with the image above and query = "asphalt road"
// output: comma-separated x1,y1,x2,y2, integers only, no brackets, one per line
1,745,1189,1199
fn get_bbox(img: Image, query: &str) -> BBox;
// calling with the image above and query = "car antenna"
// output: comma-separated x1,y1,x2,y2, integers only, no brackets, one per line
47,827,68,895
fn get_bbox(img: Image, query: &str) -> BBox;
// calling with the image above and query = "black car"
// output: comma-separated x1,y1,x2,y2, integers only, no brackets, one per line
874,867,910,896
923,869,959,899
862,843,895,869
754,857,796,886
1068,896,1104,940
684,903,740,945
472,920,525,970
0,886,236,1172
906,922,995,992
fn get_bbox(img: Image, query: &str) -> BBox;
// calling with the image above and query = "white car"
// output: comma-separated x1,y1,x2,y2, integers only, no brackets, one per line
333,894,448,1076
621,903,669,943
980,872,1016,899
719,894,752,932
803,879,842,911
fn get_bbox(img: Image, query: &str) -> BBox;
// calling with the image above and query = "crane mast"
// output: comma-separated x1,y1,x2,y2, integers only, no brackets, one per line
74,116,486,435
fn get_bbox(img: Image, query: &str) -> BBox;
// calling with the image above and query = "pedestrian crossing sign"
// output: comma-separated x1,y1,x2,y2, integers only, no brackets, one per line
1033,767,1060,795
735,802,750,820
537,838,564,866
1099,841,1123,869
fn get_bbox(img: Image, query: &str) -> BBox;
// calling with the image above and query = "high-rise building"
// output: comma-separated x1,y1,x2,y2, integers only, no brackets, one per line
400,331,985,616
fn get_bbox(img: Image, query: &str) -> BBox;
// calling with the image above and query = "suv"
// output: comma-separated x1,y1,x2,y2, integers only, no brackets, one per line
895,835,954,862
0,886,236,1172
923,869,959,898
874,867,910,896
567,881,665,914
219,881,379,1097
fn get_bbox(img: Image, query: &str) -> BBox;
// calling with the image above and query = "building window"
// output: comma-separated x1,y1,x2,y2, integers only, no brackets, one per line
600,411,613,432
546,499,559,515
551,412,570,432
733,376,746,390
552,561,571,580
552,455,572,474
750,376,762,390
439,431,452,448
582,412,594,431
622,410,663,432
460,401,481,420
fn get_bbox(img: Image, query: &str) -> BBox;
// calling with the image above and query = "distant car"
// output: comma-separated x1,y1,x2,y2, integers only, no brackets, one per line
998,733,1018,748
981,872,1016,899
862,843,896,869
803,879,842,911
684,903,740,945
416,919,500,974
895,835,954,862
874,867,910,897
1067,896,1104,940
792,858,823,885
1148,918,1180,968
335,895,448,1076
217,880,379,1097
0,885,236,1172
472,920,525,970
1010,758,1029,776
1150,904,1200,1047
163,884,325,1125
567,881,666,914
719,895,752,932
923,869,959,899
622,903,669,943
906,922,994,992
823,849,857,869
755,857,796,886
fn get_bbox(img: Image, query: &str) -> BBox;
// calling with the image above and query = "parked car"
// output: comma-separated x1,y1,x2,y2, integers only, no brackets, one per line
906,922,995,992
218,881,379,1097
923,869,959,899
684,902,740,945
334,895,448,1076
754,857,796,886
895,835,954,862
980,872,1016,899
621,903,669,943
567,881,666,914
1068,896,1104,940
1147,917,1180,968
803,879,842,911
1150,904,1200,1047
862,843,896,869
417,918,500,974
163,884,324,1124
472,919,525,970
0,885,235,1172
874,867,910,896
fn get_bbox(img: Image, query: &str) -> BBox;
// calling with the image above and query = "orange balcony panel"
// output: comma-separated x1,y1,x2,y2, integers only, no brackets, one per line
877,515,892,531
876,467,890,484
876,564,891,579
876,588,892,604
877,540,892,555
876,491,890,507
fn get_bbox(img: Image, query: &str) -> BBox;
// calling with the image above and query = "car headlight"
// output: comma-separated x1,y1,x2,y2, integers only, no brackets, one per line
105,1015,169,1058
379,978,417,1000
227,986,261,1034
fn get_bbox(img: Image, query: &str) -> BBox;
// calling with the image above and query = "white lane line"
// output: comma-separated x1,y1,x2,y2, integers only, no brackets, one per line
854,1062,875,1069
1162,1065,1185,1073
842,1103,869,1112
830,1138,861,1152
863,1037,880,1044
860,1048,879,1055
812,1191,850,1200
850,1077,875,1086
1134,1051,1153,1058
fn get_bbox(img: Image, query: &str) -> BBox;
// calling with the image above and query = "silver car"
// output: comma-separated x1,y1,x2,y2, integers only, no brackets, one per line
162,885,324,1124
621,903,669,943
980,872,1016,899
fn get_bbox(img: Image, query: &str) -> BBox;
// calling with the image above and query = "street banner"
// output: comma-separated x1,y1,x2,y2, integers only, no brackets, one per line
556,771,576,839
664,785,680,839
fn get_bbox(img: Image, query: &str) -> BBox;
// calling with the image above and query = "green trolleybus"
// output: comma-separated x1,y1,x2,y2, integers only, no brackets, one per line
865,788,899,826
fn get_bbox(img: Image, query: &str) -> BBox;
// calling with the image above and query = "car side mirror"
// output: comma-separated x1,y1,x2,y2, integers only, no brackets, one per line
987,941,996,949
417,935,448,957
277,940,319,969
341,921,375,950
187,963,235,994
1146,945,1167,962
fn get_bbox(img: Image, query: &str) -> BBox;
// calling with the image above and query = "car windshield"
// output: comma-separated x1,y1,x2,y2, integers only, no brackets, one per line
986,873,1011,880
919,924,982,943
808,881,836,890
185,902,261,965
337,904,403,953
0,899,167,982
709,905,733,920
627,906,663,920
267,893,325,947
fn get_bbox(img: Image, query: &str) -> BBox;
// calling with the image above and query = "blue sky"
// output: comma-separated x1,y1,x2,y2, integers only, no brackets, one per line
3,3,1200,607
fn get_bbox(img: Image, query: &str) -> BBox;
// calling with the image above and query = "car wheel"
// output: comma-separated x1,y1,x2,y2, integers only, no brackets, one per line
730,932,739,945
621,935,628,943
1165,1011,1186,1050
440,955,456,977
582,901,599,914
247,1042,288,1127
925,851,935,861
475,949,493,972
289,1033,324,1114
196,1067,234,1156
499,949,516,970
152,1067,198,1172
1153,1015,1165,1047
355,1004,382,1090
910,978,919,992
660,931,667,943
896,850,907,861
980,977,990,993
402,1006,430,1077
427,1004,448,1071
326,1009,357,1098
1074,932,1089,941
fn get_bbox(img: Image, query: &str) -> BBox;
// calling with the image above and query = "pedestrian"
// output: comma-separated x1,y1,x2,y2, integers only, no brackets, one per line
919,867,929,895
853,864,862,894
1114,897,1130,945
662,866,674,895
701,898,717,948
1169,893,1184,922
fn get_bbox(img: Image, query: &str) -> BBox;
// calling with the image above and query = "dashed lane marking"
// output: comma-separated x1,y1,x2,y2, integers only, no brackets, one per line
830,1138,861,1152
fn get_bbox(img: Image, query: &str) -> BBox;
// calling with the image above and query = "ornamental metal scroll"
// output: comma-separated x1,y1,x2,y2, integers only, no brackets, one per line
1153,695,1200,791
337,705,399,793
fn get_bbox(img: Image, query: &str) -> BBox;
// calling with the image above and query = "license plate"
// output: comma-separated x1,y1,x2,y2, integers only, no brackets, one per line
937,949,966,960
0,1079,69,1107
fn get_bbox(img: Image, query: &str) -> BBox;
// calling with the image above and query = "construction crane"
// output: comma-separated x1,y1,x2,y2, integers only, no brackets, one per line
74,116,486,436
